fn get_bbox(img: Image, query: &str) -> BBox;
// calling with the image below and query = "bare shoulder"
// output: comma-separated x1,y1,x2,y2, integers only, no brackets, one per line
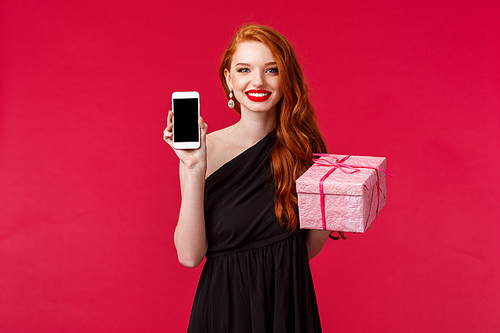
205,125,243,178
206,126,232,153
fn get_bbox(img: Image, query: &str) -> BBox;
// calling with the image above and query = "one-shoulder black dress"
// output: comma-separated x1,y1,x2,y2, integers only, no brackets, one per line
187,131,322,333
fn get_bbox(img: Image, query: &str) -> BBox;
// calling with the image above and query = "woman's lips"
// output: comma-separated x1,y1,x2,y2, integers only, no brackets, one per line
245,90,271,102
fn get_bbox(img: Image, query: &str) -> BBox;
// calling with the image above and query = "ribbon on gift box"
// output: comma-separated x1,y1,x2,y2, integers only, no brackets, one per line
312,154,393,231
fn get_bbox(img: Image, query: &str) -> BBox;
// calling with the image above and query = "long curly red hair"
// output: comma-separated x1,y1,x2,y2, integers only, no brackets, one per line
219,24,328,232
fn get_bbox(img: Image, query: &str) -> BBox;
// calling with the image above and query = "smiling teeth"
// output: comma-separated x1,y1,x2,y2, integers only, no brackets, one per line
247,93,270,97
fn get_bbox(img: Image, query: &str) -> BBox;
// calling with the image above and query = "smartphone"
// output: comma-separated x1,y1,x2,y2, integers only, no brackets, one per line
172,91,200,149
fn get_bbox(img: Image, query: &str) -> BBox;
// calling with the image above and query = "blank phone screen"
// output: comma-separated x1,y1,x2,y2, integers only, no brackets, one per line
173,98,199,142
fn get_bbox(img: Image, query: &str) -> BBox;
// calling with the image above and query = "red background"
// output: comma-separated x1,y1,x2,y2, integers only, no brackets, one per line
1,1,499,332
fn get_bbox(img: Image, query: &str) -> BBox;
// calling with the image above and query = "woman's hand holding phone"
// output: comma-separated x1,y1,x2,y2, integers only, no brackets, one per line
165,110,209,268
164,110,208,173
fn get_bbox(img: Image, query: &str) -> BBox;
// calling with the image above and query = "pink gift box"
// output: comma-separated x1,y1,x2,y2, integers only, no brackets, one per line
296,154,388,233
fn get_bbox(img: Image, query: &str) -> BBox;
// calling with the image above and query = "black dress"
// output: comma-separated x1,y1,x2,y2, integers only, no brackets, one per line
187,131,322,333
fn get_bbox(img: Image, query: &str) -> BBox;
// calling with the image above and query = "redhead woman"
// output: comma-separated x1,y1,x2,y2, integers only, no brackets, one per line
164,24,331,333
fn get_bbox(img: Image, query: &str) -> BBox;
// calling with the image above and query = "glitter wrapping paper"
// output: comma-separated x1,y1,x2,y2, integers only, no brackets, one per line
296,154,387,233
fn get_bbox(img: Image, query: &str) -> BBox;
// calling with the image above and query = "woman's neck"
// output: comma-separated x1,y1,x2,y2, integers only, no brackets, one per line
232,107,277,147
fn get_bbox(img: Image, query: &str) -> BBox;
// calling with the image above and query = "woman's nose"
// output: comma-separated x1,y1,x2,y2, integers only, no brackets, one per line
252,72,264,86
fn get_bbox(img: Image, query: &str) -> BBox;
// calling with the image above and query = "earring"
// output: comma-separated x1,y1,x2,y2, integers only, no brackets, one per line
228,91,235,109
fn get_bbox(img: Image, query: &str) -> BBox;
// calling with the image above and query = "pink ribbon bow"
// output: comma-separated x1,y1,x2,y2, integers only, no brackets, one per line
312,154,393,231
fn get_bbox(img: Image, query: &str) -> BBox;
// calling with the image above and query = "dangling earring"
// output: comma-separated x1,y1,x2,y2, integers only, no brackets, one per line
228,90,235,109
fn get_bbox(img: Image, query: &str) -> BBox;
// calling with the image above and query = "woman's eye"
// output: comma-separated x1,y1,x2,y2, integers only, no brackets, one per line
237,68,250,73
266,68,279,74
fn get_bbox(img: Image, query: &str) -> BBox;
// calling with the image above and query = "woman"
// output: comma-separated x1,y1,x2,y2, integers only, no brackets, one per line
164,24,331,333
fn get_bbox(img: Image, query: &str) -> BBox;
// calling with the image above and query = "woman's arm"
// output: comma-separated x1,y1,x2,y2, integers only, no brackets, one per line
173,161,208,268
305,230,331,260
164,111,208,268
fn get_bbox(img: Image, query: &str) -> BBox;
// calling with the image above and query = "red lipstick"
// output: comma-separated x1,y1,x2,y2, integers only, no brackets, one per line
245,90,272,102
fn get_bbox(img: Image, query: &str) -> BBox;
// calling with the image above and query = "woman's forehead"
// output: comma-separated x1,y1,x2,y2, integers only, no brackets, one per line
231,41,275,65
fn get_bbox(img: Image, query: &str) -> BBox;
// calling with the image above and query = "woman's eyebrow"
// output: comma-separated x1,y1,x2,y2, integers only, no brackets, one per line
235,62,277,67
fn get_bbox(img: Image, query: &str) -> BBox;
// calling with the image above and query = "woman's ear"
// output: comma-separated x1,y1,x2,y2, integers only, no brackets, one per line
224,69,232,91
